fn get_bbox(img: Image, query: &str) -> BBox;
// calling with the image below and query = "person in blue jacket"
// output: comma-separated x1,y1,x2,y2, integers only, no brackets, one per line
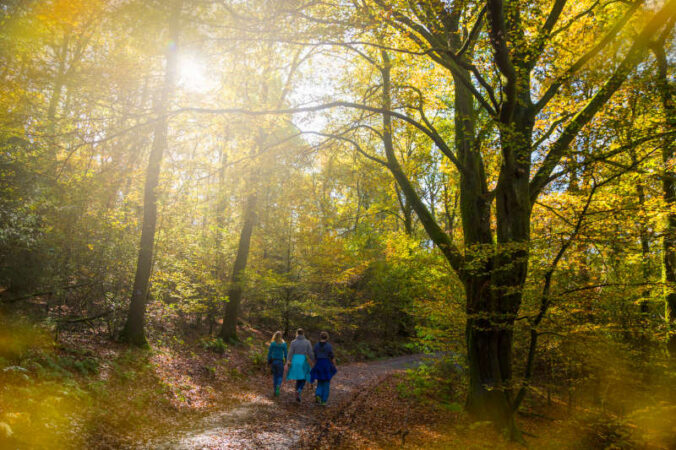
267,331,287,397
310,331,337,405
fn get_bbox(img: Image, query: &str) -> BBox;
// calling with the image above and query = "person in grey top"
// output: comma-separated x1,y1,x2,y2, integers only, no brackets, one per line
286,329,315,401
287,329,314,362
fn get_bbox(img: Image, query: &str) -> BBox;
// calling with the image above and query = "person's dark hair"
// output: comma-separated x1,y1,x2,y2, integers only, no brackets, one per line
296,328,304,336
319,331,329,341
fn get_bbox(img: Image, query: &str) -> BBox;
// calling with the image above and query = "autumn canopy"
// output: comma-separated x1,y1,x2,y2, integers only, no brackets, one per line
1,0,675,447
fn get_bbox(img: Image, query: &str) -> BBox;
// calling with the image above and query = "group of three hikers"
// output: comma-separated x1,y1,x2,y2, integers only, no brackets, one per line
266,328,337,405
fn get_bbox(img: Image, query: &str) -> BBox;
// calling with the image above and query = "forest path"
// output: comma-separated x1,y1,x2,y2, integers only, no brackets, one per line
151,354,428,449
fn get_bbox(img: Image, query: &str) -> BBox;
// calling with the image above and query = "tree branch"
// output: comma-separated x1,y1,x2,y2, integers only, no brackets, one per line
457,4,487,57
485,0,518,122
301,130,389,167
175,101,465,173
529,0,676,204
380,51,465,274
534,0,644,112
374,1,499,116
526,0,568,69
514,179,598,411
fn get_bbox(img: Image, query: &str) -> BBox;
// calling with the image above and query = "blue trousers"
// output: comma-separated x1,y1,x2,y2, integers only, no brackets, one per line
315,380,330,403
270,360,284,389
295,379,306,392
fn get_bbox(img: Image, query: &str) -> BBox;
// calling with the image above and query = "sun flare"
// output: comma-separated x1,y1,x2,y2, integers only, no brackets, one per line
178,56,212,93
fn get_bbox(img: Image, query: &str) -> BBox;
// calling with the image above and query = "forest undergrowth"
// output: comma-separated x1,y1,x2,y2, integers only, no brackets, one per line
299,354,676,450
2,312,675,449
0,315,269,448
0,309,416,449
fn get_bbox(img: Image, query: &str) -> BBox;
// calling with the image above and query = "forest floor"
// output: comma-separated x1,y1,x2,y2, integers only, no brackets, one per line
136,343,676,450
2,319,675,449
151,354,427,449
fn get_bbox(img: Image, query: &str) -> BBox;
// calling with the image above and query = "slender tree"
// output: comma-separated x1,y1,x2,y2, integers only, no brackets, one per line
220,168,257,341
120,0,182,345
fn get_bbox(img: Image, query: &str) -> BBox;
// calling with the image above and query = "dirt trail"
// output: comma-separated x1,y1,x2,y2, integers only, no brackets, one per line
151,354,428,449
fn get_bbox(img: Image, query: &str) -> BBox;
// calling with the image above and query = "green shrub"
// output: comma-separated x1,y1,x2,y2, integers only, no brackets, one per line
398,357,464,409
355,343,376,360
249,348,267,371
35,354,99,378
39,355,72,379
575,413,639,449
228,367,245,380
73,358,99,376
201,337,228,354
398,363,435,400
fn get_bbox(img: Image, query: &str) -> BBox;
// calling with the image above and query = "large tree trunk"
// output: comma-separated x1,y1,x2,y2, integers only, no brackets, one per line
464,275,516,426
379,50,519,430
443,18,521,431
120,1,181,346
220,191,256,341
376,43,521,430
452,71,516,424
653,43,676,354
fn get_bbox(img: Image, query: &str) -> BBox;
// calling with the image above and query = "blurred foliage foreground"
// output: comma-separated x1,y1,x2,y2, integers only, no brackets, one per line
0,314,271,448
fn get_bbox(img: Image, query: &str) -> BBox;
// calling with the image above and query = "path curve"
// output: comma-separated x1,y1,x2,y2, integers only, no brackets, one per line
151,354,428,449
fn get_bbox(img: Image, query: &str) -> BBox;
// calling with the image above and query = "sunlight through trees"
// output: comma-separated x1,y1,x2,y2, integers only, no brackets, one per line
1,0,675,447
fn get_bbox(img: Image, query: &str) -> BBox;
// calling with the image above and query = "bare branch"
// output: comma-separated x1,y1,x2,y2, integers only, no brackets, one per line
301,130,388,167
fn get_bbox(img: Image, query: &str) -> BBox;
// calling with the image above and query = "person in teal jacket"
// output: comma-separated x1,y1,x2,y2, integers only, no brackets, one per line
267,331,287,397
286,328,314,402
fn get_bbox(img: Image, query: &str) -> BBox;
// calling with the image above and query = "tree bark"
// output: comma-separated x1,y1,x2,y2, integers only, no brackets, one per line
629,145,652,325
452,69,518,428
464,274,518,428
394,184,413,235
378,49,517,429
653,42,676,354
220,191,256,341
120,0,181,346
